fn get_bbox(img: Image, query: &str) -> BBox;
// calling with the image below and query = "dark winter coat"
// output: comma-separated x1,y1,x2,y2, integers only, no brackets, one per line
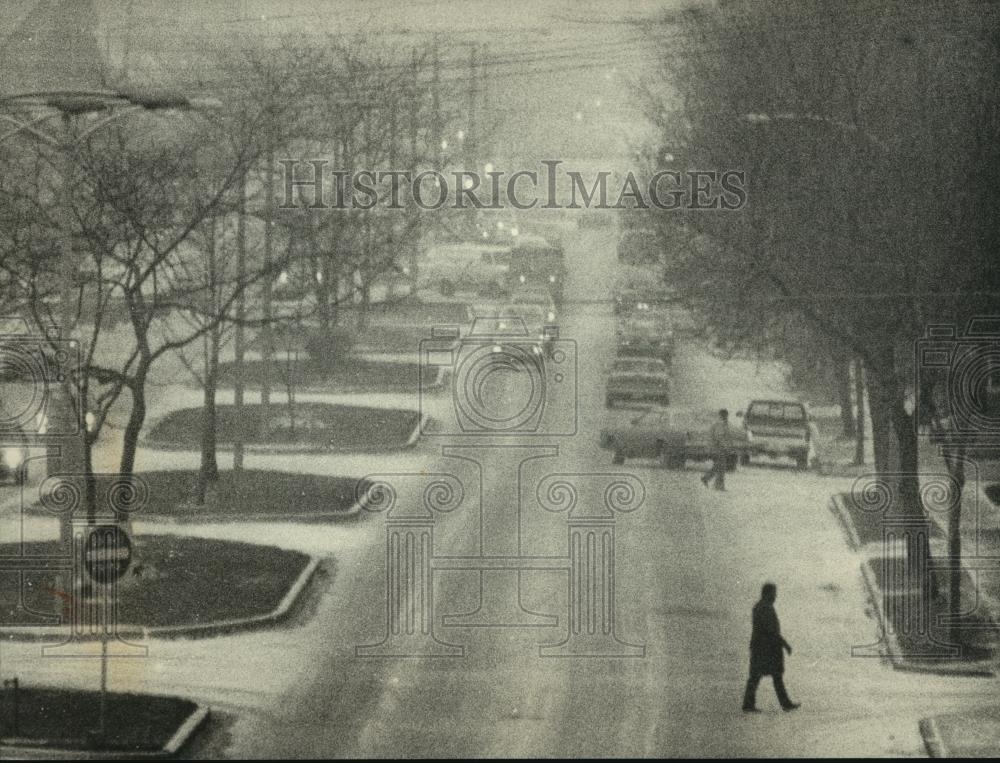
749,599,789,676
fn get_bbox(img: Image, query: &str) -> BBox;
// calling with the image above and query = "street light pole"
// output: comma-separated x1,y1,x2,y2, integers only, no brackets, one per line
0,89,218,620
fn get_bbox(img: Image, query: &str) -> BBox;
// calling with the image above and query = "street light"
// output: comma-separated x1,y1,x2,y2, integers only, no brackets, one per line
739,111,888,152
0,86,220,511
0,88,216,148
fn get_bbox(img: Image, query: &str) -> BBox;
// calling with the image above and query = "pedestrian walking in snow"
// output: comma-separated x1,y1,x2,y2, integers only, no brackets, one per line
742,582,800,713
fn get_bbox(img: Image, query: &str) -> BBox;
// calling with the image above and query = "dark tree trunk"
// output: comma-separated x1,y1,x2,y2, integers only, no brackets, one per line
838,354,856,438
317,212,335,334
866,369,894,476
119,381,146,477
233,173,247,471
197,326,220,506
84,435,98,525
889,394,921,519
943,446,966,647
853,358,866,466
873,360,937,599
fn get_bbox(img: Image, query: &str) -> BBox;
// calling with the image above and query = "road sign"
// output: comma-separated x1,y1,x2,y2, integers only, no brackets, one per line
83,525,132,584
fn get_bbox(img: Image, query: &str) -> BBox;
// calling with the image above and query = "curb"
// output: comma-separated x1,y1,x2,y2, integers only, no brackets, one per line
0,702,209,759
0,555,321,642
205,364,448,395
137,436,420,456
857,559,995,678
856,559,902,669
139,406,424,456
918,717,947,758
130,495,368,524
407,414,430,449
827,492,862,551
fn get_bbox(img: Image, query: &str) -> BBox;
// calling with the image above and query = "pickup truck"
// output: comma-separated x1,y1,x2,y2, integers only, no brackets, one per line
739,399,815,470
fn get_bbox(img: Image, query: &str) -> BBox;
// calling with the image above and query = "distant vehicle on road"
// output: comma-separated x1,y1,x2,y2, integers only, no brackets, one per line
613,286,673,318
419,242,511,297
503,295,558,357
0,446,28,485
605,358,671,408
615,314,675,365
739,399,815,470
506,235,566,305
599,406,756,469
0,421,29,486
509,288,558,321
616,229,661,265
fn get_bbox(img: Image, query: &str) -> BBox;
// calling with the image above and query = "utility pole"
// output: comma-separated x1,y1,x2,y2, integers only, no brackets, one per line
261,117,274,412
408,49,421,293
233,171,247,471
852,358,866,466
479,43,489,165
432,35,442,168
122,0,136,80
467,44,478,170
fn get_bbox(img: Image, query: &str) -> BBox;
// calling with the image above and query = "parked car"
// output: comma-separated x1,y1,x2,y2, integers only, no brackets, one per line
599,406,756,469
609,357,669,375
605,358,671,408
739,399,815,470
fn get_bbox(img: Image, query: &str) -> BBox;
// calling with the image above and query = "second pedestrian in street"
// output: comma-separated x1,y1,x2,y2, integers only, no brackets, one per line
701,408,730,491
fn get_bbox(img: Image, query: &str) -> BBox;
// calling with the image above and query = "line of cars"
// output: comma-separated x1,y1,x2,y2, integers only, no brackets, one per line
605,285,675,409
469,286,559,359
599,398,817,471
418,234,567,306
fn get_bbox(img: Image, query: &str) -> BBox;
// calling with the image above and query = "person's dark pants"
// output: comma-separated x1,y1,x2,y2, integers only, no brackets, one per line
702,456,726,489
742,670,793,709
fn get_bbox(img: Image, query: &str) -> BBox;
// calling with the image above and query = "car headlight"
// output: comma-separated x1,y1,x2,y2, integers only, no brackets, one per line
3,448,23,467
